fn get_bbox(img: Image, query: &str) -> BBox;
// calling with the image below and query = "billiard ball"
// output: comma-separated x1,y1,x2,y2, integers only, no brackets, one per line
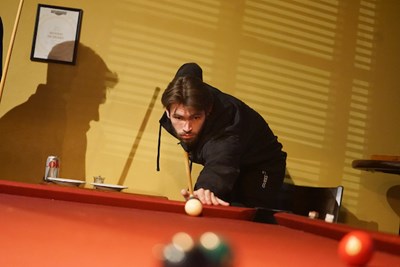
198,232,233,267
162,232,194,266
171,232,195,254
184,197,203,216
338,231,374,266
162,243,186,266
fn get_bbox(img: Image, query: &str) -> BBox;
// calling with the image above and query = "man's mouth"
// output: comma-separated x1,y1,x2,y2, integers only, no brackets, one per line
180,134,193,140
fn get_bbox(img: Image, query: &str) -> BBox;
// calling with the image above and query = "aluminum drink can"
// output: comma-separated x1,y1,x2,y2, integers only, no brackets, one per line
45,156,60,180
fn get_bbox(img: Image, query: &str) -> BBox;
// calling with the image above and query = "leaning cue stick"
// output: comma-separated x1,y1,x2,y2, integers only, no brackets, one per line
183,151,194,196
0,0,24,103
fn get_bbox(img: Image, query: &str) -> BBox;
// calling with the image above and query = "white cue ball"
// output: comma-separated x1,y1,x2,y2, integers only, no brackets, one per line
184,197,203,216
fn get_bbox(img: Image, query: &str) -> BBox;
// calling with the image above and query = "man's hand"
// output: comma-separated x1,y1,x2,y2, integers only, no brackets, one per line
181,188,230,206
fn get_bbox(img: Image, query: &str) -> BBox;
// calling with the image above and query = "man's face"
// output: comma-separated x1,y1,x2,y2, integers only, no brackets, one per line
167,104,206,146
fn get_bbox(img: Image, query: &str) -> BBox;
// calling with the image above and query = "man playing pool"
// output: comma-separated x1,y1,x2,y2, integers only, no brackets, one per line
157,63,287,208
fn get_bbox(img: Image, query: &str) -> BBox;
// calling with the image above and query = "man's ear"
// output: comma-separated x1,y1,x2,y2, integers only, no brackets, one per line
165,109,170,118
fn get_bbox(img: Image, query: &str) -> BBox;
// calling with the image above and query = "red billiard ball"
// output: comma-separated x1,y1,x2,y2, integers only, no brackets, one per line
338,231,374,266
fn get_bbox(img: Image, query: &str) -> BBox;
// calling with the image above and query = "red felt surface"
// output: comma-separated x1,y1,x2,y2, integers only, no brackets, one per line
0,180,399,267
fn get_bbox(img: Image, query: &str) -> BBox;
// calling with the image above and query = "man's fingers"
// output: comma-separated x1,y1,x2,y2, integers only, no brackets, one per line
189,188,230,206
216,197,230,206
180,189,190,200
204,189,213,205
194,188,205,203
210,192,219,205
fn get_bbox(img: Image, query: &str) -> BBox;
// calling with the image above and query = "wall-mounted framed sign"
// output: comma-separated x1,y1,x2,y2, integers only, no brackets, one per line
30,4,83,65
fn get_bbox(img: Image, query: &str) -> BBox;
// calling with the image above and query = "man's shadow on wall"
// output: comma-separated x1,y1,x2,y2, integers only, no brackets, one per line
0,42,118,183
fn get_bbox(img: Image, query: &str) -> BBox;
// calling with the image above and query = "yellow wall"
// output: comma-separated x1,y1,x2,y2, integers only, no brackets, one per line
1,0,399,234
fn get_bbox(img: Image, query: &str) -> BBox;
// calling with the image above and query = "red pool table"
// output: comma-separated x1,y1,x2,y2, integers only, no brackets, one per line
0,180,399,267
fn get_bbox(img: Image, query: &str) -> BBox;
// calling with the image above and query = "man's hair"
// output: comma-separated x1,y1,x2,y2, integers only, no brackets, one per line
161,76,213,113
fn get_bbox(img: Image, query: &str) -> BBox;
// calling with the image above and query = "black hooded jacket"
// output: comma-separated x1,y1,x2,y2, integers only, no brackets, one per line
158,63,286,202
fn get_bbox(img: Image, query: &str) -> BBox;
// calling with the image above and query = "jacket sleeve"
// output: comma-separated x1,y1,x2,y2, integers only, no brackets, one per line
194,134,241,200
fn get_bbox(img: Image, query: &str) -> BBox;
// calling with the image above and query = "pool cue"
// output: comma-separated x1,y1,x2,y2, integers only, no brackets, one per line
118,86,161,185
183,150,194,196
0,0,24,103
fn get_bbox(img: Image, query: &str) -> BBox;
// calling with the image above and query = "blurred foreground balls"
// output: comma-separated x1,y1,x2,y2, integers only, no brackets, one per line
338,231,374,266
161,232,234,267
162,232,207,267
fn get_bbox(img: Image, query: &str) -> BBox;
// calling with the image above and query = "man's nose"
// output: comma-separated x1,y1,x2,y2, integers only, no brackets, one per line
183,120,192,132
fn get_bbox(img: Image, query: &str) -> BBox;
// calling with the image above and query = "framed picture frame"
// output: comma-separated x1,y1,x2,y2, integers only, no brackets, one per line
30,4,83,65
